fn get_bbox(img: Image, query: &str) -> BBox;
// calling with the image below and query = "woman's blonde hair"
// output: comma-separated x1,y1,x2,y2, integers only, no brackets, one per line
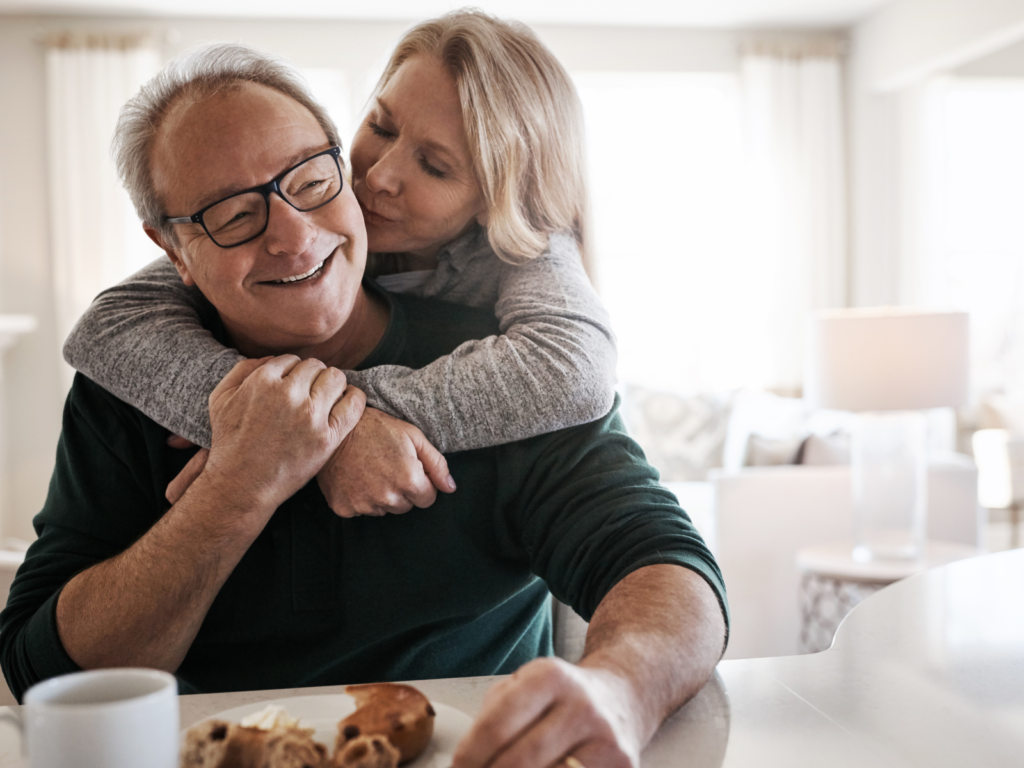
375,9,588,266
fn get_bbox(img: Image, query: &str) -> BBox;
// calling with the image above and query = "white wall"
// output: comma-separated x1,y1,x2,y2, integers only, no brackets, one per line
855,0,1024,91
847,0,1024,310
0,14,739,540
0,21,64,543
955,37,1024,77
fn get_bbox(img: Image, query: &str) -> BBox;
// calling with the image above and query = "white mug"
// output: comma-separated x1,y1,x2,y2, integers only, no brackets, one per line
11,668,178,768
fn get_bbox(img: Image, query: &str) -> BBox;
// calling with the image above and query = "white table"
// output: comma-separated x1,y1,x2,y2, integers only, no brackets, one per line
1,548,1022,767
796,540,978,652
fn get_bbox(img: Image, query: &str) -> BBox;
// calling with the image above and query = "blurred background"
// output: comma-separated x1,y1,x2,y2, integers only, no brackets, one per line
0,0,1023,555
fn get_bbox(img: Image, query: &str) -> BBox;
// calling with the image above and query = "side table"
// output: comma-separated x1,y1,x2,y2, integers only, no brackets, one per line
796,541,977,653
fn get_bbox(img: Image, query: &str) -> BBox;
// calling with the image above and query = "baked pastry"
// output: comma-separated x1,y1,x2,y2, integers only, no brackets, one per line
331,734,400,768
181,718,329,768
334,684,435,765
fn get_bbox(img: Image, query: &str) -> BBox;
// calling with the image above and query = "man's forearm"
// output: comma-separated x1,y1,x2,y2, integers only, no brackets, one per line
53,355,360,675
451,563,727,768
55,472,272,673
580,563,727,748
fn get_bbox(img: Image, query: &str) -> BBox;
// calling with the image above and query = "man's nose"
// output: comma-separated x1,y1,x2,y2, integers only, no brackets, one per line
263,193,318,256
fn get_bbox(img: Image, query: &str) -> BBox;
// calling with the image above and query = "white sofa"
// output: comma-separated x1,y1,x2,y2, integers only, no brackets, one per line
708,453,980,660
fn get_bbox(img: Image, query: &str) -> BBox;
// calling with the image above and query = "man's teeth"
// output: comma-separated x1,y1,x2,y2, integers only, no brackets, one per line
275,260,325,284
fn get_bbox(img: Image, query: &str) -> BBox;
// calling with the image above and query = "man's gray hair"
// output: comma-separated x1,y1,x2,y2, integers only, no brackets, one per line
112,42,341,240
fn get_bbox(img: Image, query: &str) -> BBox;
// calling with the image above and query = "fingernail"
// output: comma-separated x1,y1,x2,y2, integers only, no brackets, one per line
446,474,457,492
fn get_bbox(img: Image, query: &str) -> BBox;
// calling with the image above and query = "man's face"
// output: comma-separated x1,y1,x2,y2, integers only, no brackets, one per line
149,82,368,355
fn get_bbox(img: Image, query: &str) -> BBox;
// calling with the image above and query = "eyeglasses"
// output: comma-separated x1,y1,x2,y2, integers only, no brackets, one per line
164,146,344,248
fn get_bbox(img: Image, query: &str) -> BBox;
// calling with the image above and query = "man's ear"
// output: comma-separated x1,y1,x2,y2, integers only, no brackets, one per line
143,224,196,287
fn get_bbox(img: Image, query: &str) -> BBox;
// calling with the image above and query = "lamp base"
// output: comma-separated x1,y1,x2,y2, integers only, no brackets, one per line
851,410,928,562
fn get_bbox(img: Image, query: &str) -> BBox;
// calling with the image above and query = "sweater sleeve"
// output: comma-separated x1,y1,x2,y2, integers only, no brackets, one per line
63,233,617,453
344,232,618,452
62,258,241,449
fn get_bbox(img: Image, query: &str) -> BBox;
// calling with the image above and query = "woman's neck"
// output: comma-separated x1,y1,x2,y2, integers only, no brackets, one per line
368,220,482,276
369,251,439,276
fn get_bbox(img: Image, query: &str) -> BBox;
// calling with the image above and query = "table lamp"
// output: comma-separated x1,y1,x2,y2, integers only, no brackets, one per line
804,308,969,562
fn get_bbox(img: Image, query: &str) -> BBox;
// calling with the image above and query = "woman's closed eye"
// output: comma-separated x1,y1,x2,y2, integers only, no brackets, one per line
367,117,447,179
418,156,446,179
368,121,394,139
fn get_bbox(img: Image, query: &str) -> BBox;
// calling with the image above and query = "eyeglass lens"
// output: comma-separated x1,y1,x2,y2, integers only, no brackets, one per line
202,152,342,247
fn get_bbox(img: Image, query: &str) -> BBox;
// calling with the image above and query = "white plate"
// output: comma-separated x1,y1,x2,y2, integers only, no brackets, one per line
189,693,473,767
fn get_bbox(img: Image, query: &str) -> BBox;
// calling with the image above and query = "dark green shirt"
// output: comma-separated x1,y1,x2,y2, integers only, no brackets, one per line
0,288,728,701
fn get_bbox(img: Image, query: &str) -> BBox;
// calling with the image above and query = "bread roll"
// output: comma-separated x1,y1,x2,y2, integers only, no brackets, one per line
331,734,400,768
335,684,435,764
181,719,328,768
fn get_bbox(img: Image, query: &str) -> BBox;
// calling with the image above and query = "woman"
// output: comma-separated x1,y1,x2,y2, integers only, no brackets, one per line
64,10,616,511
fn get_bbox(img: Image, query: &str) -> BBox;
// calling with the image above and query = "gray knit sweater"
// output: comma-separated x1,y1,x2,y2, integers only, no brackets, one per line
62,226,617,452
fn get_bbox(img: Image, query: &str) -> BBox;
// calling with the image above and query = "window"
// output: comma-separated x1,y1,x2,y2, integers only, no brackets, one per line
909,78,1024,401
302,69,356,153
574,72,772,395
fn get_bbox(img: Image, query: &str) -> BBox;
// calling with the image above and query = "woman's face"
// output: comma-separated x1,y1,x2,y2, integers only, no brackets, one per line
350,55,487,259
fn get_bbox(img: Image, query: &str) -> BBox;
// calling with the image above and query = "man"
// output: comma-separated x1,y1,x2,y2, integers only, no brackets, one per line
0,45,727,767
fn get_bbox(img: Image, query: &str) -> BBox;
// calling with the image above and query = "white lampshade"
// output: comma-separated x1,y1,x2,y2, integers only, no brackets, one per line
804,308,969,411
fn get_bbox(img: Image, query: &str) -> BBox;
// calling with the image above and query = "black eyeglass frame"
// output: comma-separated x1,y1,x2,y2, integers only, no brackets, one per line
164,146,344,248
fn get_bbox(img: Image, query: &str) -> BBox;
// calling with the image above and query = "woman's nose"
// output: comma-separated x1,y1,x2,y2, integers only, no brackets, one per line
263,194,317,255
363,147,401,196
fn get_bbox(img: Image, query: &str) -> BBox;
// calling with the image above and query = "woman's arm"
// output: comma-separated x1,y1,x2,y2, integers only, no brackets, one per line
346,232,618,452
65,233,617,454
63,258,241,449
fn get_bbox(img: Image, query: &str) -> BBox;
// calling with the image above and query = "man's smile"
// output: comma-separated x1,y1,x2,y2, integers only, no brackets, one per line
262,253,333,285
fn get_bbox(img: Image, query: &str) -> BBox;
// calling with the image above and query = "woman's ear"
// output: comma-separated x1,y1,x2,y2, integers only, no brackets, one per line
143,224,196,287
476,210,490,227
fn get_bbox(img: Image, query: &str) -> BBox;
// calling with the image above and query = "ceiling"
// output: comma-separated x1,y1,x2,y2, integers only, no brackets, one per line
0,0,894,28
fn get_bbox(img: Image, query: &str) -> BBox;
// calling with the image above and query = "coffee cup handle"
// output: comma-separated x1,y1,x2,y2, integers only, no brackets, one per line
0,708,25,758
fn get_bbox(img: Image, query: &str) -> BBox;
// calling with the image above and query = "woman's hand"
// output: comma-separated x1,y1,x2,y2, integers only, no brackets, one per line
451,657,640,768
317,407,456,517
165,441,208,505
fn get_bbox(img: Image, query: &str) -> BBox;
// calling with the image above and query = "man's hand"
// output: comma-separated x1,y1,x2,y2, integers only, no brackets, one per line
202,355,366,515
452,658,638,768
57,355,366,674
452,565,726,768
317,407,455,517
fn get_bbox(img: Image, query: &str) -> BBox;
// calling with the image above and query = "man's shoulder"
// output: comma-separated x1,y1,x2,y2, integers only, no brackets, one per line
498,394,654,478
386,290,501,369
69,371,141,415
65,372,162,447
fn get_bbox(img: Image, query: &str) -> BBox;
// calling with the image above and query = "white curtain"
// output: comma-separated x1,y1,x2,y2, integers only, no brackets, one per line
46,34,159,390
740,39,848,392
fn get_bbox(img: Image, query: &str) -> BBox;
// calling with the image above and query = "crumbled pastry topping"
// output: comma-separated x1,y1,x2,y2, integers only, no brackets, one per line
240,704,303,731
